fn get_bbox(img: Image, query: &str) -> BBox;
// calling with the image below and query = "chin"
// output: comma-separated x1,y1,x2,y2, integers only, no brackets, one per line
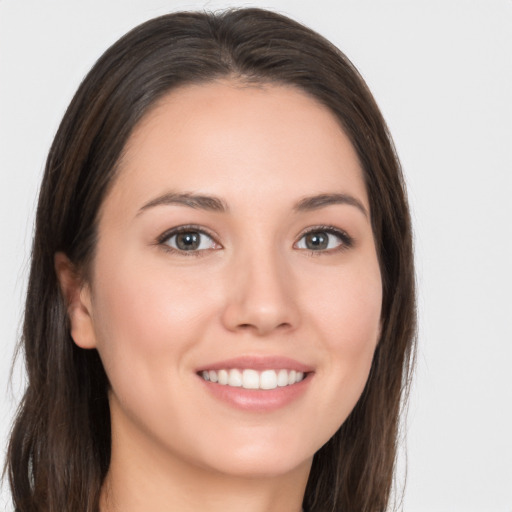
184,425,321,480
203,451,313,480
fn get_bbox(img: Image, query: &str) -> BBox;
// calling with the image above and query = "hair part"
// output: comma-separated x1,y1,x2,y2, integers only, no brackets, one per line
7,8,416,512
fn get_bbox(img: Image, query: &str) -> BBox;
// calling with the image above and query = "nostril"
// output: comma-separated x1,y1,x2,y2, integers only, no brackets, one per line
222,290,301,335
236,321,292,333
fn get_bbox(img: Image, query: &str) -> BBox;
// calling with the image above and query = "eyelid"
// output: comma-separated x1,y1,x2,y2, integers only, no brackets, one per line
156,224,222,253
294,225,354,252
155,224,353,255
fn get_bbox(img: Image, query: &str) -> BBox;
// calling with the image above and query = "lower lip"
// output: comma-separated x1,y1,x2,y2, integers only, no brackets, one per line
198,374,313,412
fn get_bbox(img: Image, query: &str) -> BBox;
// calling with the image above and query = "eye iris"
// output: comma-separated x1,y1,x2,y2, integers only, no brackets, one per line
305,231,328,250
176,232,200,250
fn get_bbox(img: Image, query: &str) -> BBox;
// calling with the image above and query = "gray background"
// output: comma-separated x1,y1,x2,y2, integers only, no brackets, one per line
1,1,511,510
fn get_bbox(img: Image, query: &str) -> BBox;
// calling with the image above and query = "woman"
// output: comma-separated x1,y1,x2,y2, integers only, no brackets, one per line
6,8,415,512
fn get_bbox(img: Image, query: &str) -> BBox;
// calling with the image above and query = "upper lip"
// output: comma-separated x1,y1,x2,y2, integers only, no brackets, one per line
196,356,314,373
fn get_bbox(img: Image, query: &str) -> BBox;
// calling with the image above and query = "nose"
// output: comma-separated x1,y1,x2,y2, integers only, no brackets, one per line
221,249,300,336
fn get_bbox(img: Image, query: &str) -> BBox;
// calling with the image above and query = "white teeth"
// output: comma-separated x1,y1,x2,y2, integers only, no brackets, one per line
260,370,277,390
201,368,306,389
228,369,242,387
277,369,289,387
218,369,229,385
242,369,259,389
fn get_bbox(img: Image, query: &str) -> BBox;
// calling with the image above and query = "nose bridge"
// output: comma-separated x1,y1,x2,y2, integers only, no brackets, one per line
221,236,299,335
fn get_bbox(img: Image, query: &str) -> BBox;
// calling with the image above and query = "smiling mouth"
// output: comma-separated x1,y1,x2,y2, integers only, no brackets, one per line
199,368,306,390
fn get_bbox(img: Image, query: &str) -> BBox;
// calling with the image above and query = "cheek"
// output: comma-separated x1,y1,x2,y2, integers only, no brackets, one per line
334,274,381,368
87,254,223,449
302,260,382,410
89,253,214,388
307,259,382,347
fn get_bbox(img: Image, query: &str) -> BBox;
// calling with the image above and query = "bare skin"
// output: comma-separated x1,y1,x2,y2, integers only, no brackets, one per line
56,81,382,512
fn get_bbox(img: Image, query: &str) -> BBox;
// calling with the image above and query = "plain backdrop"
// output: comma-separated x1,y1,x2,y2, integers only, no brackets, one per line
1,1,511,511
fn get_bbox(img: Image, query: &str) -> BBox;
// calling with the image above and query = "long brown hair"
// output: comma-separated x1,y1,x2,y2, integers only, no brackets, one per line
6,8,416,512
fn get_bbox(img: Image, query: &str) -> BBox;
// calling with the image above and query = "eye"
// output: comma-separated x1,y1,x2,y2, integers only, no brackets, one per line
295,228,352,252
159,227,219,253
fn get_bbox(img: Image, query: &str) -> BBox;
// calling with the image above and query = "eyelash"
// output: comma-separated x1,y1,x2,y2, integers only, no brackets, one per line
295,226,354,255
155,224,354,256
156,225,220,257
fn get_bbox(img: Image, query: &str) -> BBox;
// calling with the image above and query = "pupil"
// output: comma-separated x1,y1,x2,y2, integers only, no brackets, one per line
176,232,200,250
306,232,328,250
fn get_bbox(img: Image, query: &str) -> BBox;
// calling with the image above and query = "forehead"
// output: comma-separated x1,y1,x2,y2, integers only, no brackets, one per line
107,80,368,215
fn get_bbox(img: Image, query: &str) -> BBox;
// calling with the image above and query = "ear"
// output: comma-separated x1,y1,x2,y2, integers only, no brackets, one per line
54,252,97,349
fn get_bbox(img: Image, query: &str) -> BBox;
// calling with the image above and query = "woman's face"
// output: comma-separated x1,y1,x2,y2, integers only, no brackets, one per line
69,81,382,478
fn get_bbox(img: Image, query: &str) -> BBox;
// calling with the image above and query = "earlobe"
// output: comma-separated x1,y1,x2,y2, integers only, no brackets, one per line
54,252,97,349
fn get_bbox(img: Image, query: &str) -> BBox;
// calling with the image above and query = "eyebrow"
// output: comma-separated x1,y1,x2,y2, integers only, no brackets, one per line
137,191,368,218
137,192,228,215
294,193,368,218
